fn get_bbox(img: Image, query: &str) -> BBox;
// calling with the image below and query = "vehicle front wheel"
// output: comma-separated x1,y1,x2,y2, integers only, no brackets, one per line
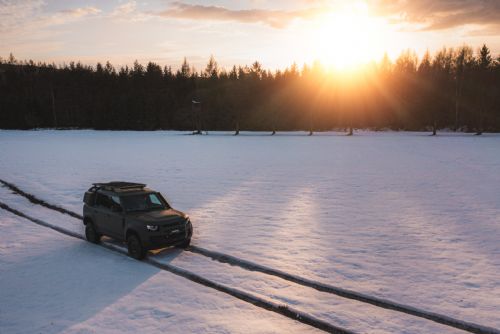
127,234,146,260
85,223,101,244
176,238,191,249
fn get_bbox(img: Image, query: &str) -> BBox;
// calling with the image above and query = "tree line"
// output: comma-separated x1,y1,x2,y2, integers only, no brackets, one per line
0,45,499,134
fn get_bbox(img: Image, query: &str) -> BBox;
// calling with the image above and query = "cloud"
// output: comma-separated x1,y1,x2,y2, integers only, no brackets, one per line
42,6,101,27
0,0,44,32
155,0,500,33
109,1,150,22
0,0,102,57
0,0,101,33
372,0,500,31
157,1,326,28
59,6,101,18
111,1,137,17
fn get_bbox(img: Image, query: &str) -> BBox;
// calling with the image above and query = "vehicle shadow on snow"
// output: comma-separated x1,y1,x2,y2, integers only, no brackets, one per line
149,246,185,263
0,239,183,333
101,237,185,263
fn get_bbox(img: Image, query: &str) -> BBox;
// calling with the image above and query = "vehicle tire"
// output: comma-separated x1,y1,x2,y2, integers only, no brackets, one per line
176,238,191,249
85,223,101,244
127,234,146,260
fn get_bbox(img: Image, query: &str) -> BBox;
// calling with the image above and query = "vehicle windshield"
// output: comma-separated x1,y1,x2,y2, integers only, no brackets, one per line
121,193,169,212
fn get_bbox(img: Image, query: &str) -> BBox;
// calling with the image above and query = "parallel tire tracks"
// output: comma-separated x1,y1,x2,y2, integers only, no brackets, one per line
0,179,82,220
1,178,499,334
0,200,354,334
188,247,500,334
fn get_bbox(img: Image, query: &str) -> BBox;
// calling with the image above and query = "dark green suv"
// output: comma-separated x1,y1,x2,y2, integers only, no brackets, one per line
83,182,193,259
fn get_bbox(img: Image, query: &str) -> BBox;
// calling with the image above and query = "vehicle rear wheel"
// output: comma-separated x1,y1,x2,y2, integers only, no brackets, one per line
127,234,146,260
85,223,101,244
176,238,191,249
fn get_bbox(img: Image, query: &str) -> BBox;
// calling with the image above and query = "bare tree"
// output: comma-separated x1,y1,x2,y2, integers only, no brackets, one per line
191,99,202,134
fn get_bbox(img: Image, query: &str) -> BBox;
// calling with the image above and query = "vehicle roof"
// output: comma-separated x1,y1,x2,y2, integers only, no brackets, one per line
92,182,156,195
98,188,156,196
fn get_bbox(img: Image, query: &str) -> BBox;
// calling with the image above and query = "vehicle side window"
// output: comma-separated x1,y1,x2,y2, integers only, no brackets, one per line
95,192,121,211
149,194,162,205
95,192,110,208
111,196,121,206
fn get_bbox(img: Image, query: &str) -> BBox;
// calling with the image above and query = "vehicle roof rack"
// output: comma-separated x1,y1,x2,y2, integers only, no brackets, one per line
92,182,146,192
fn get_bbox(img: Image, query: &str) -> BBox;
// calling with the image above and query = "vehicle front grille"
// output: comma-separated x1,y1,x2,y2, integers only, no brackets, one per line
161,222,186,239
162,223,186,234
150,229,185,244
149,221,188,246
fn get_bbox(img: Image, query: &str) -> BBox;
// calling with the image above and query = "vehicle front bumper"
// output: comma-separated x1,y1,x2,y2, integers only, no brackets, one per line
142,221,193,250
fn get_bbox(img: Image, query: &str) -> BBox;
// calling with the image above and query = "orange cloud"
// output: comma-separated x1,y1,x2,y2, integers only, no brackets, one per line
157,2,326,28
372,0,500,31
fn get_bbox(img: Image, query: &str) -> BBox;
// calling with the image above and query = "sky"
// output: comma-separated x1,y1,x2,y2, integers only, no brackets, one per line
1,0,499,71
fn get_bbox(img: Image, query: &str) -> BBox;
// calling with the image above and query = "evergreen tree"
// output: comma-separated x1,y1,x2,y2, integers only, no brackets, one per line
204,55,219,79
453,46,474,131
178,57,190,78
476,45,493,135
1,47,500,132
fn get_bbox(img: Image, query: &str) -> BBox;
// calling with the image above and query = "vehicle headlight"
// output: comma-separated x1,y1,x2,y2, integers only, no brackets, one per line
186,218,192,232
146,225,159,231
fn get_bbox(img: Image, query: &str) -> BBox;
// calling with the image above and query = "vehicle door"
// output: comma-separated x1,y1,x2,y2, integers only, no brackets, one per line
107,195,125,240
94,192,123,239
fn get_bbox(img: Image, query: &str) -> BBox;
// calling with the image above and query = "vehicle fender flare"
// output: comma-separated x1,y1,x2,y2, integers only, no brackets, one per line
125,228,140,241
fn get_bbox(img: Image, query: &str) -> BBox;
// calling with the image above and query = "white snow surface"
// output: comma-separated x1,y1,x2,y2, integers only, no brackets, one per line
1,130,499,332
0,186,463,334
0,210,323,334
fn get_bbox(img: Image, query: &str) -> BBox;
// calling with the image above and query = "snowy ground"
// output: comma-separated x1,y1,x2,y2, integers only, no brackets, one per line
0,185,465,334
0,209,324,334
1,130,499,333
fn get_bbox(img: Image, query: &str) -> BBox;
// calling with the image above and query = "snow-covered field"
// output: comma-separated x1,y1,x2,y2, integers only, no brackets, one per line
1,130,499,333
0,209,324,334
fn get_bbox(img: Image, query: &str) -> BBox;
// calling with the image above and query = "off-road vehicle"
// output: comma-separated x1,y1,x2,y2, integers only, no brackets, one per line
83,182,193,259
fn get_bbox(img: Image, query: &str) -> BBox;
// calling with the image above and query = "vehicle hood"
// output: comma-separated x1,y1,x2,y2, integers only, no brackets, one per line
129,209,187,225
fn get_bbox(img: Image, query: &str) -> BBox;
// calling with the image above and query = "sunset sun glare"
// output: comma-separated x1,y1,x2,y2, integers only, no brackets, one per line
313,2,389,71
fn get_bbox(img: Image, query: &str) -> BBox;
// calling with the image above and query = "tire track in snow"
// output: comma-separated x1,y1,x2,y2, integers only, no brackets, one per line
1,179,499,334
0,200,354,334
0,179,82,220
187,246,499,334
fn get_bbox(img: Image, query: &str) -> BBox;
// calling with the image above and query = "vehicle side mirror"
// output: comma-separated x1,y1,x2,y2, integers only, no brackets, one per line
112,205,123,212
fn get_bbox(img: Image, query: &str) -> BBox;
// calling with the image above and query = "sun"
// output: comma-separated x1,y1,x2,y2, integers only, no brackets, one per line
312,2,389,71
